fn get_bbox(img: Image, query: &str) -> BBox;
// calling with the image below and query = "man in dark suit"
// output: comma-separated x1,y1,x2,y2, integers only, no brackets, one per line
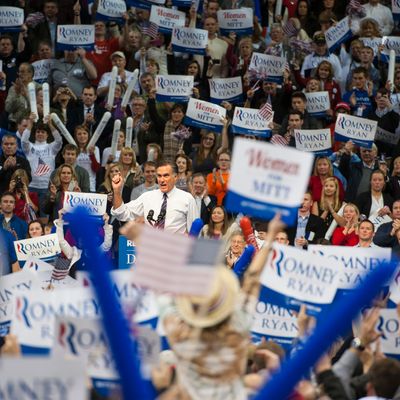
190,173,216,225
373,200,400,248
287,192,325,248
66,85,113,150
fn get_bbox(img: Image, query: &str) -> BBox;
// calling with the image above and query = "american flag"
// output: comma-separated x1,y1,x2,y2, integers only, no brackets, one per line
258,95,273,121
34,157,51,176
134,226,220,296
141,22,158,39
270,134,288,146
171,125,192,141
51,254,71,281
346,0,366,18
282,19,299,38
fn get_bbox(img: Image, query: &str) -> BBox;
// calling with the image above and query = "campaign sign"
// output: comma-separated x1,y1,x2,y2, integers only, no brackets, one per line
184,98,226,133
96,0,126,22
155,75,193,102
0,7,24,32
14,234,61,263
231,107,272,138
0,357,87,400
294,129,332,156
305,91,330,117
0,271,41,336
217,8,253,36
394,0,400,20
150,6,186,34
248,53,286,84
324,17,352,53
57,25,95,51
375,126,399,145
334,113,377,148
369,213,393,230
11,288,100,353
32,59,55,84
127,0,165,10
209,76,243,104
359,37,381,56
171,27,208,55
63,191,107,216
389,268,400,305
225,138,314,225
376,308,400,359
308,245,391,291
381,36,400,63
23,256,54,272
251,300,298,351
172,0,192,7
118,235,136,269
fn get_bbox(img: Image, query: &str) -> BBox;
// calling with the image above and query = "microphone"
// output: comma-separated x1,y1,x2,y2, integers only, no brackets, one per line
240,216,259,252
189,218,204,237
155,209,166,227
146,210,155,226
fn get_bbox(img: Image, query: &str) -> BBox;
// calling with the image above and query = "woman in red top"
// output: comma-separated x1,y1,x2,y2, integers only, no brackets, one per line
309,157,345,202
331,203,360,246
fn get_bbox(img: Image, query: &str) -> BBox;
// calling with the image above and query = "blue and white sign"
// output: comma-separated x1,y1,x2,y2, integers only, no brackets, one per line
248,53,286,84
393,0,400,21
231,107,272,138
376,308,400,359
308,245,391,290
359,37,382,56
305,91,330,117
172,0,192,7
14,234,61,263
57,25,95,51
171,27,208,55
127,0,164,10
184,98,226,133
209,76,243,104
155,74,193,102
225,138,314,225
118,236,136,269
32,59,55,84
150,6,186,34
63,191,107,216
217,8,253,36
0,271,41,336
381,36,400,62
324,17,352,53
259,244,339,315
0,7,24,32
96,0,126,22
0,357,87,400
294,129,332,156
375,126,399,145
334,113,377,148
251,300,298,350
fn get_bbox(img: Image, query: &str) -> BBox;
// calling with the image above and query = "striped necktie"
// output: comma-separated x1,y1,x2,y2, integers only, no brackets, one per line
157,193,168,230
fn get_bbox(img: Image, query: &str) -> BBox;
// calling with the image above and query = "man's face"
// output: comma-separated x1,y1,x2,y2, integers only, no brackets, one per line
17,119,29,134
81,88,97,106
192,176,206,195
291,97,306,112
299,193,313,213
94,21,107,36
2,138,17,157
140,76,155,93
288,114,303,130
360,48,373,63
64,50,77,63
1,195,15,215
360,147,376,163
63,150,77,165
131,98,146,116
204,18,218,35
375,92,389,109
314,42,327,55
207,2,219,17
0,39,13,57
44,2,58,18
275,232,289,245
111,56,126,70
270,27,283,43
352,73,367,90
157,165,175,193
38,44,52,59
144,165,156,184
392,201,400,219
358,222,374,241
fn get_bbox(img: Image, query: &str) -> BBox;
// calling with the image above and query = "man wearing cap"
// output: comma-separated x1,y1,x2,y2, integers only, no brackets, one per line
97,52,136,98
301,32,342,84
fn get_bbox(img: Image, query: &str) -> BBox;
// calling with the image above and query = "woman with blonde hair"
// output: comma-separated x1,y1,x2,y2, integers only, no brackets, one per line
225,36,254,78
98,162,121,215
118,147,144,202
331,203,360,246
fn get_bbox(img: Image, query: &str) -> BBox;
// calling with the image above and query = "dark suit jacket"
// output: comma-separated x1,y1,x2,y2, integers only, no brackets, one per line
0,154,31,194
354,191,393,218
373,222,396,248
287,213,326,247
199,195,217,225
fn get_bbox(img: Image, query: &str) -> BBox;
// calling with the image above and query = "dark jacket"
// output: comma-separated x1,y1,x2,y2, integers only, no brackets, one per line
0,214,28,241
373,221,396,248
0,154,31,195
354,191,393,218
199,195,217,225
287,213,326,247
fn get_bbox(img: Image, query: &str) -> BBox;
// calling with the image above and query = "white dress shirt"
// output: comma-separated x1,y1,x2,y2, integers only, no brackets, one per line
111,187,199,234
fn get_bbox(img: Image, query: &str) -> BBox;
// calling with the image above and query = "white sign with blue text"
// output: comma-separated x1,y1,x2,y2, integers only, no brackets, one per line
156,75,193,102
15,234,60,263
225,138,314,225
394,0,400,20
305,91,330,117
32,59,55,84
217,8,253,36
171,27,208,55
63,191,107,216
248,53,286,84
381,36,400,62
0,7,24,32
294,129,332,156
96,0,126,22
150,6,186,34
184,98,226,133
57,25,95,51
231,107,272,138
324,17,352,52
209,76,243,104
334,113,377,148
260,244,340,315
376,308,400,359
118,236,136,269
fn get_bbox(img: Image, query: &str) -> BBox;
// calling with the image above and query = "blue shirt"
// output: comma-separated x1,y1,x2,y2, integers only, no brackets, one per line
0,227,17,276
343,88,374,117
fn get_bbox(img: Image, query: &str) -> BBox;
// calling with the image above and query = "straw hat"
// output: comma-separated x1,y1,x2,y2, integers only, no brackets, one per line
175,267,240,328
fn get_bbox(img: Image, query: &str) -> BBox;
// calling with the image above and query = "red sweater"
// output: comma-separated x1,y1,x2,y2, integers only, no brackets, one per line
331,227,359,246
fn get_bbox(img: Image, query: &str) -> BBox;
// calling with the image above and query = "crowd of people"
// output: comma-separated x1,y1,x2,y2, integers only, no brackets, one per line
1,0,400,399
